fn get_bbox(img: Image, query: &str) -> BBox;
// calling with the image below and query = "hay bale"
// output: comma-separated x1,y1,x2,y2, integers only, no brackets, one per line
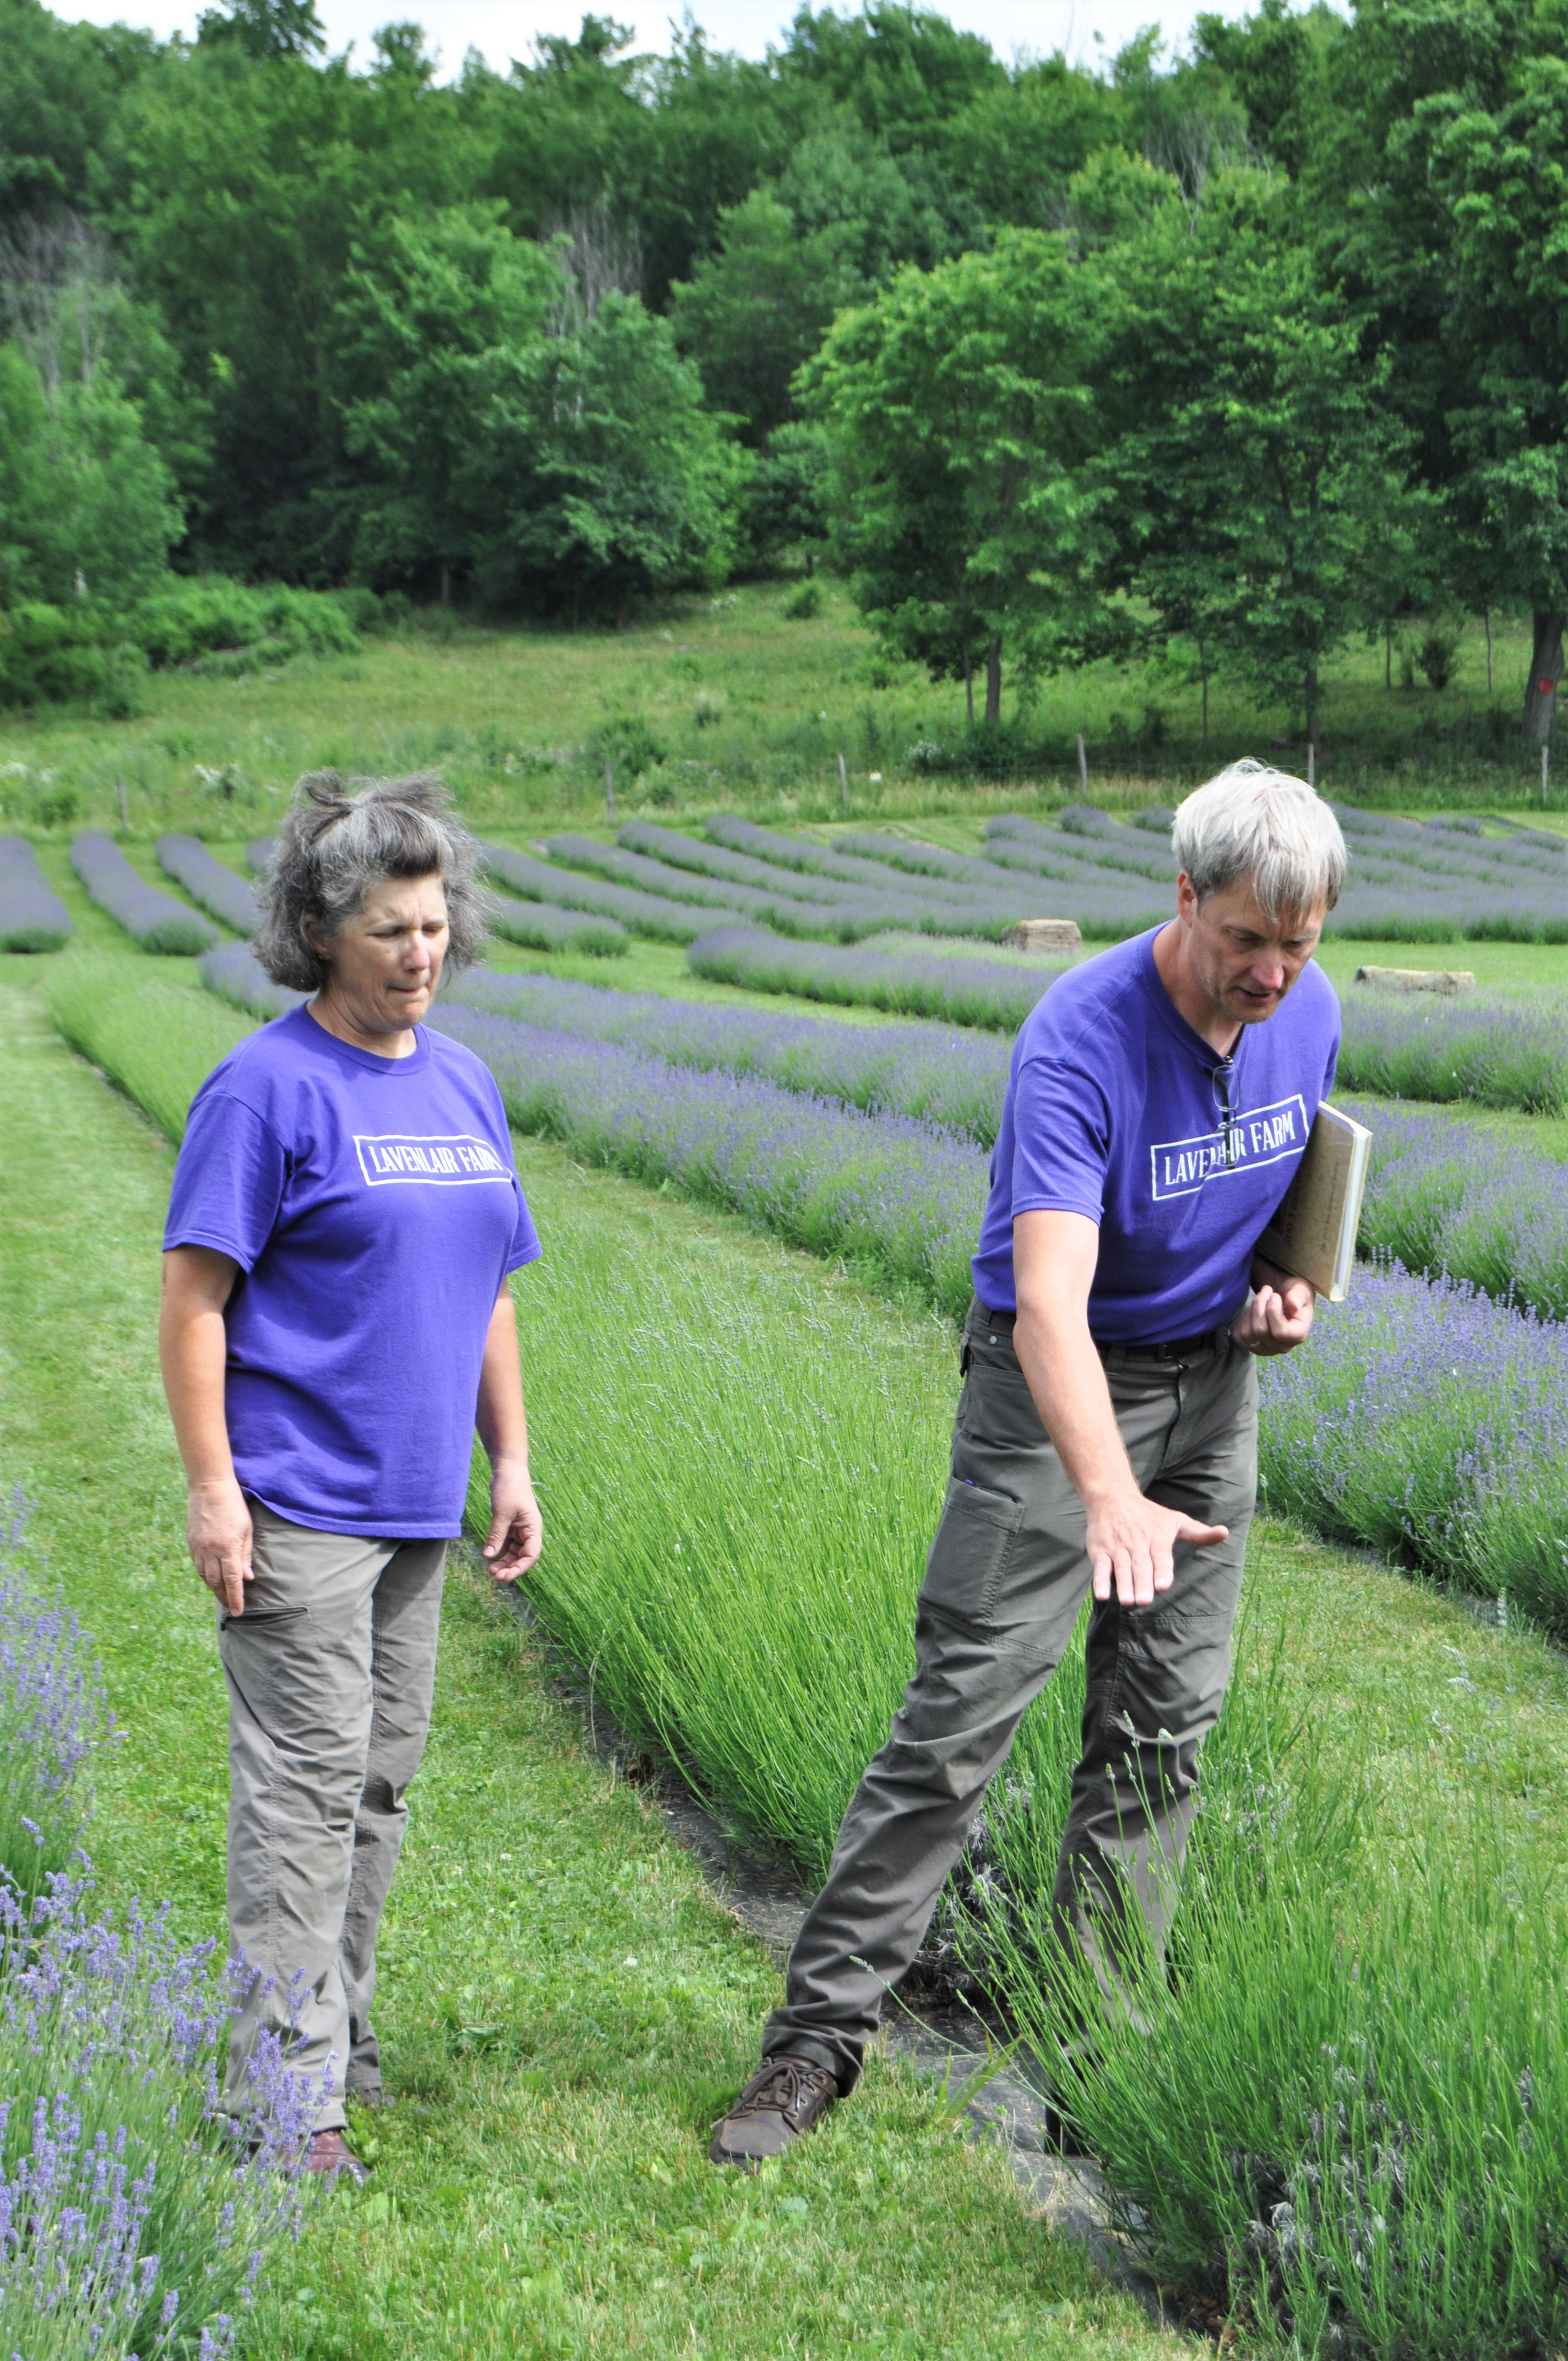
1002,918,1082,953
1353,965,1476,994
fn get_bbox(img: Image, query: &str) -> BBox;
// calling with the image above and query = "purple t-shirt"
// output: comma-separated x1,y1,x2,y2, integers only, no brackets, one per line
165,1005,541,1537
971,928,1340,1341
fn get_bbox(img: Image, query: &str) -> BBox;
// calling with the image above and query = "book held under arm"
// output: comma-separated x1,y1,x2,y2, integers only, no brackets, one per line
1256,1102,1373,1302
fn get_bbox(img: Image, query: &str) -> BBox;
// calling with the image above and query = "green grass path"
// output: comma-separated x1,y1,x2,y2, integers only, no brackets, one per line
0,958,1186,2361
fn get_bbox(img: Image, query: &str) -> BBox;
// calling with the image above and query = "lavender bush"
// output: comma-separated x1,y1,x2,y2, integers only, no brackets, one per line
429,1001,988,1314
0,1498,110,1902
488,893,628,956
0,1868,320,2361
198,940,303,1021
70,835,217,955
480,841,714,943
688,924,1065,1030
244,838,274,877
981,803,1568,944
1259,1261,1568,1630
0,838,72,952
1338,984,1568,1113
1345,1093,1568,1318
156,836,262,936
445,967,1014,1143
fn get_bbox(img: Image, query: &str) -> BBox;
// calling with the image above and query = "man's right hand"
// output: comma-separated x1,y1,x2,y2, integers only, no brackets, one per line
1086,1491,1228,1609
187,1476,253,1617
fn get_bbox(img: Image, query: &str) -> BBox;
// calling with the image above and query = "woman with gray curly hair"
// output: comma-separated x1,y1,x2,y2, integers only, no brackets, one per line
159,771,541,2181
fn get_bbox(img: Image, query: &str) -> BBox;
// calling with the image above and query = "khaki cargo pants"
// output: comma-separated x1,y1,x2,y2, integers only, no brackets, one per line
763,1297,1257,2092
217,1502,447,2131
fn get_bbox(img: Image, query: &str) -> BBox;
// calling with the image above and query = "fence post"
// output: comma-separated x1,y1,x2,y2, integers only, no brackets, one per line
605,756,616,823
1076,733,1088,796
838,752,848,815
1308,743,1316,788
117,775,128,828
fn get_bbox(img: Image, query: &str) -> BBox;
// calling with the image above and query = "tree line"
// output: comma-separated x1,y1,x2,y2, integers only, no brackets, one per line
2,0,1566,750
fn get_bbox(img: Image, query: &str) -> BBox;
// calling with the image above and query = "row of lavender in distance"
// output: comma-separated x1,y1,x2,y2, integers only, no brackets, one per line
429,1000,989,1317
445,967,1015,1144
644,817,1041,940
687,924,1066,1031
0,836,71,951
980,807,1568,943
482,840,715,943
70,832,217,954
200,938,303,1017
1338,985,1568,1113
489,892,628,956
156,833,262,935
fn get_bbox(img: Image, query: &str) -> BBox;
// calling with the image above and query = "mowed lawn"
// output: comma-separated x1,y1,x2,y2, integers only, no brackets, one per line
0,954,1189,2361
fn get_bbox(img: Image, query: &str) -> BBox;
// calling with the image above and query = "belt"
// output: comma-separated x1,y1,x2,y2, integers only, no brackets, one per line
971,1302,1225,1362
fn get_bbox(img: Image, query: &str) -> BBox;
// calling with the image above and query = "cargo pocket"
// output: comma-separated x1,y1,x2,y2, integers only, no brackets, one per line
917,1478,1025,1629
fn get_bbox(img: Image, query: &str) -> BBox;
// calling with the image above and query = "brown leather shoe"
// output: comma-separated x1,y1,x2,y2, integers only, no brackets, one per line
709,2055,838,2169
302,2129,369,2185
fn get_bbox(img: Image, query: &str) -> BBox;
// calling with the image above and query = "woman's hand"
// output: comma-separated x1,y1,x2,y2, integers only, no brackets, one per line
187,1474,253,1615
483,1459,542,1581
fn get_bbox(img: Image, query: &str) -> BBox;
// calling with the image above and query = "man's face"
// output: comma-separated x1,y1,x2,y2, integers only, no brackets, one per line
1175,873,1327,1027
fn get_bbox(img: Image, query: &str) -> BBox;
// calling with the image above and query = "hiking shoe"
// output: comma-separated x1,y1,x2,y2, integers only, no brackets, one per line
710,2055,838,2169
302,2129,369,2185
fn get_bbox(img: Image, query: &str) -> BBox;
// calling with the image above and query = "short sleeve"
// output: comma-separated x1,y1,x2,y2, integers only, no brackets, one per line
1010,1048,1113,1225
507,1183,542,1275
164,1091,288,1271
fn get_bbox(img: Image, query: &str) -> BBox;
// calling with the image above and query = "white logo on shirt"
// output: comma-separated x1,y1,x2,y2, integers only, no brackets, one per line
1150,1094,1307,1201
353,1133,511,1187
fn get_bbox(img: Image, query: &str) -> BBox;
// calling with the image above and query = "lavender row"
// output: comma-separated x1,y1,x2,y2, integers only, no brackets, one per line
1338,986,1568,1113
481,839,714,943
687,924,1065,1031
489,891,628,957
0,837,72,951
428,1000,988,1316
444,966,1015,1143
156,834,262,935
980,806,1568,943
611,820,1019,941
1346,1093,1568,1322
200,938,304,1017
0,1504,312,2356
700,814,1063,938
70,833,217,954
1259,1263,1568,1630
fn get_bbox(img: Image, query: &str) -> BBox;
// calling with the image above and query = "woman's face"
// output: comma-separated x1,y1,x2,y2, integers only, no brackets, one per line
320,872,449,1035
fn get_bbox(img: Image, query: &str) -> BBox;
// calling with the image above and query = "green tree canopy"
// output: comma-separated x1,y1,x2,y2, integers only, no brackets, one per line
806,227,1109,726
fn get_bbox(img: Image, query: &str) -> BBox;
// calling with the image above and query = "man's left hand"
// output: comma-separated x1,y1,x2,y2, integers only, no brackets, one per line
1233,1275,1315,1357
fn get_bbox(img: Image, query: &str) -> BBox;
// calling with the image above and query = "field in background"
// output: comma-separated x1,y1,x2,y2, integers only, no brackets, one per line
0,584,1560,842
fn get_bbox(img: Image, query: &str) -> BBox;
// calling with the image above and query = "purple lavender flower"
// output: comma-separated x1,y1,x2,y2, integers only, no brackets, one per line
155,839,261,937
198,942,303,1021
428,1001,989,1317
687,925,1064,1032
0,1495,112,1901
0,839,71,953
444,966,1014,1143
70,835,217,955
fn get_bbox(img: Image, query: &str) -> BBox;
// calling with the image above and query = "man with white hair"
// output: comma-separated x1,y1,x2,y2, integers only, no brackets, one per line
712,762,1346,2167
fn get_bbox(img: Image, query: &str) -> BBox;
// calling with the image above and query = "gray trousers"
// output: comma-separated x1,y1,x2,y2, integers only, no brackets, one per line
217,1502,446,2131
764,1298,1257,2092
